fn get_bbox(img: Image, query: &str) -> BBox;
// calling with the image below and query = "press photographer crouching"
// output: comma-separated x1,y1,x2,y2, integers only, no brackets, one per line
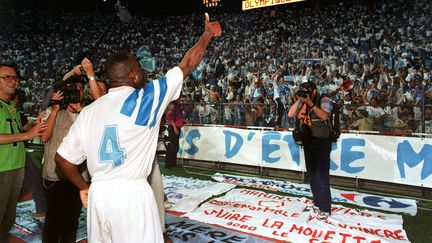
288,77,333,220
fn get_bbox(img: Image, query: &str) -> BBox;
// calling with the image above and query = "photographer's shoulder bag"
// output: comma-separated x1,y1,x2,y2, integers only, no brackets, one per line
293,97,341,145
309,99,341,142
293,121,312,146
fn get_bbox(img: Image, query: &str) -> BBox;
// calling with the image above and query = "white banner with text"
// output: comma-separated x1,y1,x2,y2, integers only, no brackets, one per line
164,175,236,213
184,189,410,243
212,173,417,216
178,126,432,188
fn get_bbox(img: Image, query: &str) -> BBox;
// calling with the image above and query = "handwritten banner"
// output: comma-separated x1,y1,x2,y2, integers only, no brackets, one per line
184,189,410,243
212,173,417,216
178,126,432,188
166,213,271,243
11,201,87,242
164,175,235,213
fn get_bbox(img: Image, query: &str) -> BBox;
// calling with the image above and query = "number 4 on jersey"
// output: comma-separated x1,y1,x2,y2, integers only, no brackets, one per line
98,125,126,168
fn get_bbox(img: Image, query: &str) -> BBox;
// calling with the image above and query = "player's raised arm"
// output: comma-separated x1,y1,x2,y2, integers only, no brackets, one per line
178,12,222,79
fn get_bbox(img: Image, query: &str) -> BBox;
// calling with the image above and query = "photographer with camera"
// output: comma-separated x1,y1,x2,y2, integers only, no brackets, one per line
61,58,106,101
40,60,106,242
288,77,333,220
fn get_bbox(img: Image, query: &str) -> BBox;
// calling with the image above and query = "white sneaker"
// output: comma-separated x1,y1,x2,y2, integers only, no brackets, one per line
303,204,320,212
312,205,320,212
316,211,330,220
309,206,330,220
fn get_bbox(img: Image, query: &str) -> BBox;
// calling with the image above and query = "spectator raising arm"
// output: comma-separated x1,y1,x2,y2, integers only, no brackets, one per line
178,13,221,79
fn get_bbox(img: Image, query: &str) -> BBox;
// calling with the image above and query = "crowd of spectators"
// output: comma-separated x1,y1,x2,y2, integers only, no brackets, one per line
1,0,431,133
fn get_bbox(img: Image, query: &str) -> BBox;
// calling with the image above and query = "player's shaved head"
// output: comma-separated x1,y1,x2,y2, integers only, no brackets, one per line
105,51,136,84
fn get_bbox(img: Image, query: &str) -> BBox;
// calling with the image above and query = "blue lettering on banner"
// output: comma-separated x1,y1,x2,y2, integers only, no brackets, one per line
397,140,432,180
184,129,200,155
247,132,255,141
282,134,300,166
178,130,183,155
224,131,243,159
330,142,339,171
262,132,281,163
183,129,432,186
363,196,411,209
278,183,310,195
332,197,348,203
225,175,245,183
261,180,274,186
340,138,365,174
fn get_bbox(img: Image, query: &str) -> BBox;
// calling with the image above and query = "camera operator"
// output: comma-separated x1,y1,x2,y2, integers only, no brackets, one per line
62,58,107,100
288,77,333,220
40,61,106,242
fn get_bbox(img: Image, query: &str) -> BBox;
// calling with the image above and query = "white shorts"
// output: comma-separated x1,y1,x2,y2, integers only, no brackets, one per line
88,179,163,243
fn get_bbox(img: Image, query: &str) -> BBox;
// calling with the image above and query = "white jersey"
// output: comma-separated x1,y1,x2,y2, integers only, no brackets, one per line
57,67,183,182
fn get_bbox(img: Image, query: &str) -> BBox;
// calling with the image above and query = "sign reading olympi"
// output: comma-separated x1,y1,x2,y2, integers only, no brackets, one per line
242,0,306,11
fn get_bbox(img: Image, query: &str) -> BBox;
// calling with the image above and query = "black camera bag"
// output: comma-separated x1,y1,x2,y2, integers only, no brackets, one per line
292,123,312,146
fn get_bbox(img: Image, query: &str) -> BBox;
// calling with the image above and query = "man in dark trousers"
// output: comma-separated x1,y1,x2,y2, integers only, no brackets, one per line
288,78,333,220
165,100,186,169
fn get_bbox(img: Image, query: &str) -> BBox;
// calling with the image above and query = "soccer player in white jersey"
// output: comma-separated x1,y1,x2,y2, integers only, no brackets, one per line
54,13,221,243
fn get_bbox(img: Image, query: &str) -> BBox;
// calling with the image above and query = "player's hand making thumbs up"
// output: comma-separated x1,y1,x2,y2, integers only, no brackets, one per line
204,12,222,37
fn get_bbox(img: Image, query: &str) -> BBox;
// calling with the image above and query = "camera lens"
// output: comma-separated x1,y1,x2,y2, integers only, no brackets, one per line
296,90,309,98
